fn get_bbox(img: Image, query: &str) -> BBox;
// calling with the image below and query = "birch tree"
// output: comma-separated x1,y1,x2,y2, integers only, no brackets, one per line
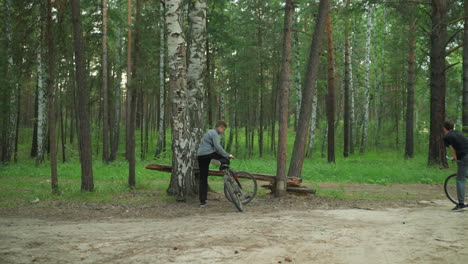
187,0,207,193
305,92,318,158
155,0,165,158
166,0,192,201
276,0,294,197
360,4,373,154
36,7,47,165
288,0,331,178
110,0,122,162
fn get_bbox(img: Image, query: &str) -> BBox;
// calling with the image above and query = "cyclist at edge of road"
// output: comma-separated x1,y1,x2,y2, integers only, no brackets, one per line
443,120,468,211
197,120,235,208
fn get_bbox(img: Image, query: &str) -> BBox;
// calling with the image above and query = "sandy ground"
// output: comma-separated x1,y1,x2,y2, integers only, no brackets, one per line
1,184,468,264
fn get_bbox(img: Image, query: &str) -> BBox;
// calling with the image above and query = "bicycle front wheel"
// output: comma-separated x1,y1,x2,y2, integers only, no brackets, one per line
444,174,468,205
225,177,243,212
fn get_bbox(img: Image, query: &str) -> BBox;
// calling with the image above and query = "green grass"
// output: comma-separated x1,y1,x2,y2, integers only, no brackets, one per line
0,150,451,207
0,126,452,207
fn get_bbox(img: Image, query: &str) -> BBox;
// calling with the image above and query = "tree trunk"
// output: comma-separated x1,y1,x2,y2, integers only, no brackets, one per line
36,10,47,165
70,0,94,191
326,10,335,164
343,0,351,158
128,0,140,187
166,0,191,201
276,0,294,197
102,0,110,163
288,0,330,178
155,1,165,158
463,0,468,134
294,16,302,132
305,92,318,158
349,30,355,154
125,0,133,162
360,4,373,154
46,0,58,191
405,17,416,159
428,0,448,167
110,3,122,162
187,0,207,195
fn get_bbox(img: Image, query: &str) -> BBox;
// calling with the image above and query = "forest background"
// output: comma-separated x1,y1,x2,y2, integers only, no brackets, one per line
0,0,465,204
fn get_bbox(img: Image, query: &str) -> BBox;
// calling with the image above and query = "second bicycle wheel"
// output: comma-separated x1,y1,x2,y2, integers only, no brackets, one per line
444,173,468,205
231,171,257,205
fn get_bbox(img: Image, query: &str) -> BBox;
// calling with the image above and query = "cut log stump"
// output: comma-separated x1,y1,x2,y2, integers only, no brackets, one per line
145,164,316,195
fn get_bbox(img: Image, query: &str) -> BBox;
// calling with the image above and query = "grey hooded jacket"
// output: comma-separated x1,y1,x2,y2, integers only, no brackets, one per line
197,129,230,158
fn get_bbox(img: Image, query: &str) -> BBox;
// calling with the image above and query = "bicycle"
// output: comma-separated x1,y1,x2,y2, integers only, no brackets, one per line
444,173,468,205
211,160,257,212
443,157,468,205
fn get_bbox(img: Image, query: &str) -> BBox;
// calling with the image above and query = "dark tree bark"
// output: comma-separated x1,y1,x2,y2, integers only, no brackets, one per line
288,0,331,178
276,0,294,197
326,10,335,164
463,0,468,134
343,0,351,158
128,0,140,188
70,0,94,191
405,17,416,159
47,0,58,191
428,0,448,167
102,0,110,162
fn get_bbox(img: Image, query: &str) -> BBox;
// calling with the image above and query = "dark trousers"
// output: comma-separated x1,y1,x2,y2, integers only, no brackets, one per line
198,153,230,203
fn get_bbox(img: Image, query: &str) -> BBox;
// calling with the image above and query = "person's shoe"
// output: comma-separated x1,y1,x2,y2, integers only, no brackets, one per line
199,202,207,208
452,203,465,211
219,164,230,171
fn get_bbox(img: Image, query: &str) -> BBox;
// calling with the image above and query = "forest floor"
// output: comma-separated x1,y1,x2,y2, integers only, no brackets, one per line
1,183,467,264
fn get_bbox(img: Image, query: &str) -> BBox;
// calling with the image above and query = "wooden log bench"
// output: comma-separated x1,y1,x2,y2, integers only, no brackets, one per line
145,164,316,194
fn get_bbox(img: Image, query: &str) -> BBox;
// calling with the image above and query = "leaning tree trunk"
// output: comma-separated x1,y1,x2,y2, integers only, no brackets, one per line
155,0,166,158
70,0,94,191
187,0,207,196
47,0,58,191
166,0,191,201
428,0,448,167
405,17,416,159
288,0,330,178
276,0,294,197
343,0,351,158
326,10,335,164
360,4,373,154
102,0,110,163
463,0,468,134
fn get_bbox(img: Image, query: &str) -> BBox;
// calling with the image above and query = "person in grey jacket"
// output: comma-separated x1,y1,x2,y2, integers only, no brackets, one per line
197,120,234,207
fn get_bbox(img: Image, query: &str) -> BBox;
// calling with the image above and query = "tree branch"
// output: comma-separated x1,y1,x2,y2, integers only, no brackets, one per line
446,44,463,56
446,29,462,47
445,62,460,72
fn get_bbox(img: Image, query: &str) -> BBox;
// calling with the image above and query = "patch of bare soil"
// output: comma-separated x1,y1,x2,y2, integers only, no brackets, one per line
1,183,467,264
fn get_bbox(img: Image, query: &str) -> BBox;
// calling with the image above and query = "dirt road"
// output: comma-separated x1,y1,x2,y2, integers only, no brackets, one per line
1,196,467,264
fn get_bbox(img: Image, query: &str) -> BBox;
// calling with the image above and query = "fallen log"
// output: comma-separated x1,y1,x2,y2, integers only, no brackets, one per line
145,163,316,195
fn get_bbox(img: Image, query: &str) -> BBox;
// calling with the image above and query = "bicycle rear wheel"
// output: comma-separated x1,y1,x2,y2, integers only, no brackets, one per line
224,171,257,205
224,177,243,212
444,174,468,205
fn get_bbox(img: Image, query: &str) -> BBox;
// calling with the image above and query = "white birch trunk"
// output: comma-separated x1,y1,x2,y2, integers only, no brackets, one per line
293,19,302,130
166,0,191,200
187,0,207,192
306,91,318,157
155,1,165,157
6,0,17,162
36,41,47,164
111,15,122,160
219,89,225,146
360,4,373,154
